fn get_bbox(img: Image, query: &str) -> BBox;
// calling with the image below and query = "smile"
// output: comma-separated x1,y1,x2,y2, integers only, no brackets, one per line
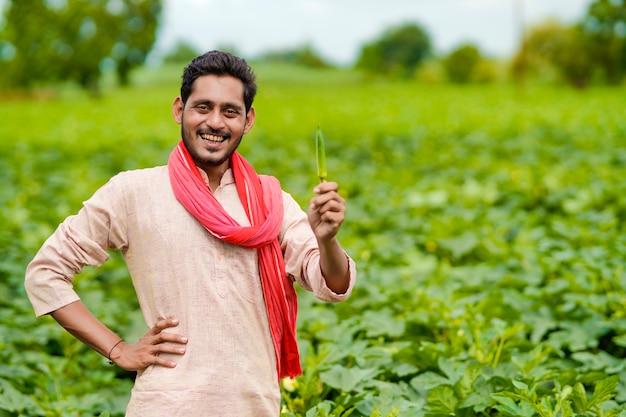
199,133,228,143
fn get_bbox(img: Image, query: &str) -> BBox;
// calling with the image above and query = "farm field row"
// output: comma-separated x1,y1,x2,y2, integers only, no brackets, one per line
1,66,626,416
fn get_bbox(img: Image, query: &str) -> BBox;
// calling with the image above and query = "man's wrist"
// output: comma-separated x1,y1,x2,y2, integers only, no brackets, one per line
107,339,124,365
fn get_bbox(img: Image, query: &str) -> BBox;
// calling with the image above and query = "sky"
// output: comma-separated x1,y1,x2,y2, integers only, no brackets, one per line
152,0,596,65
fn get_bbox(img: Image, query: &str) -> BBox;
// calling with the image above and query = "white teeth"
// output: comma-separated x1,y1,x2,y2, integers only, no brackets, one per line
200,134,225,143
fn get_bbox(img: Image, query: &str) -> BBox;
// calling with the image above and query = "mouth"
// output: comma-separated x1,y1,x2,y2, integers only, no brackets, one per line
199,132,229,144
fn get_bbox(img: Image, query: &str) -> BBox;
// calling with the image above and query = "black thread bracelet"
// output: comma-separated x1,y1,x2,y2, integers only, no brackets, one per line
107,339,124,365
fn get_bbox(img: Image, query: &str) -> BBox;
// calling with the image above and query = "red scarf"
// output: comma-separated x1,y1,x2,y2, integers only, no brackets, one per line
167,141,302,379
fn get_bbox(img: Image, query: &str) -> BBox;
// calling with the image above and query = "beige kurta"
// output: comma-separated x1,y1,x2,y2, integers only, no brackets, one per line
25,165,356,417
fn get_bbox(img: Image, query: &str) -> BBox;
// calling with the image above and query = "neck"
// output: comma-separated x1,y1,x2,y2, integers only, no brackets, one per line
198,166,227,192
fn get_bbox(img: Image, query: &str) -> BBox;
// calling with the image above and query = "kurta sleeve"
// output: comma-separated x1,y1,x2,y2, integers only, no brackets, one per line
25,174,129,317
279,192,356,303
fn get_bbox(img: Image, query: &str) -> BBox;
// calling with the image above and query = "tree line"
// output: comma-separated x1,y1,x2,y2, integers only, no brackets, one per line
350,0,626,88
511,0,626,88
0,0,161,94
0,0,624,93
232,0,626,88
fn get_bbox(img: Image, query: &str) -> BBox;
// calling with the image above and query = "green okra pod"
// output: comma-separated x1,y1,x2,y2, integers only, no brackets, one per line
316,125,327,183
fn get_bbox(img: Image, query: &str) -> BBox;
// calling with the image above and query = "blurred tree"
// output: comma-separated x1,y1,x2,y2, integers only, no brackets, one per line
260,44,331,68
110,0,162,86
0,0,162,93
291,45,330,68
354,22,431,78
511,20,594,88
163,40,202,64
55,1,119,93
550,25,596,88
0,0,63,89
442,43,481,83
472,60,499,83
583,0,626,84
414,58,446,83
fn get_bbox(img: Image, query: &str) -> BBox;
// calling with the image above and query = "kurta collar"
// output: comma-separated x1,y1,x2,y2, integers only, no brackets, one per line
197,167,236,189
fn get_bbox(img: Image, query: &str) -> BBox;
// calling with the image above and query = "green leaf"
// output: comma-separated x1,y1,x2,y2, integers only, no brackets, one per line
0,379,41,413
571,351,621,371
305,400,335,417
360,308,405,338
587,375,619,409
491,394,536,417
426,385,458,414
457,377,497,412
569,382,587,413
410,372,452,391
388,362,419,378
512,380,529,390
437,357,458,383
555,385,574,417
320,365,381,392
438,231,479,259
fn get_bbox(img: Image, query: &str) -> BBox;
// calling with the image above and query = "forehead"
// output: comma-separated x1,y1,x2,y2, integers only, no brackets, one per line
189,74,245,104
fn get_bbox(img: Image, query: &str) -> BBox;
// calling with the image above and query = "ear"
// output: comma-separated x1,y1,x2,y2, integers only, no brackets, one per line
243,106,256,134
172,96,184,124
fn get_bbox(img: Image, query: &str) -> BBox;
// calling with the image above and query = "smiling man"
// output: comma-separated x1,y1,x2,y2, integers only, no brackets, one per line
25,50,356,416
175,73,253,190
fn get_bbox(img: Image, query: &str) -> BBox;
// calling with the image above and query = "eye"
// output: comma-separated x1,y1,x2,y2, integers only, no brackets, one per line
224,108,240,117
195,104,209,112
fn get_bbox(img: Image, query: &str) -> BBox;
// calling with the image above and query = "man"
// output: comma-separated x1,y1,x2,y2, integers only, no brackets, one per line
25,50,356,416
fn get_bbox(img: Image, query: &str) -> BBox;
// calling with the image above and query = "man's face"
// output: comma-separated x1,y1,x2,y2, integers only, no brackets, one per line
172,74,255,174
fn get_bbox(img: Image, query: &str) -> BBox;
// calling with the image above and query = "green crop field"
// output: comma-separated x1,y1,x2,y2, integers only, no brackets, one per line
1,64,626,416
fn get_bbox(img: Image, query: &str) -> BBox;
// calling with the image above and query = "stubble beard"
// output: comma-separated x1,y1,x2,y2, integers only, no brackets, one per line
181,126,242,168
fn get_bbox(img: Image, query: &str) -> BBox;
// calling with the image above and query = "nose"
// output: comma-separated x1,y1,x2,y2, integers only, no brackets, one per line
205,109,226,130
